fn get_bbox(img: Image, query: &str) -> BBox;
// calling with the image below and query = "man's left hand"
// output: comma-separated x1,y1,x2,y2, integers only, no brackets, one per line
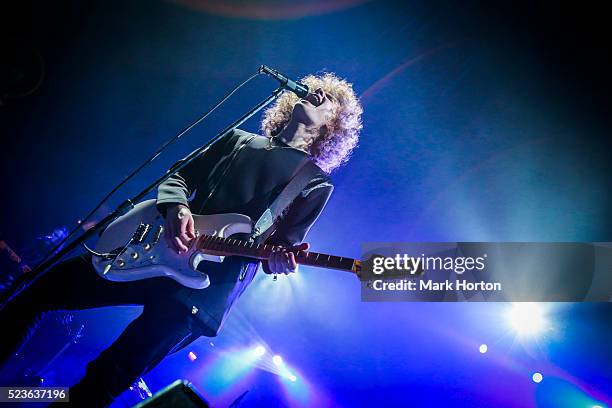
266,242,310,275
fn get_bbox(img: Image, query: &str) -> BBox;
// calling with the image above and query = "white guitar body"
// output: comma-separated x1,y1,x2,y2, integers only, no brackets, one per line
92,199,252,289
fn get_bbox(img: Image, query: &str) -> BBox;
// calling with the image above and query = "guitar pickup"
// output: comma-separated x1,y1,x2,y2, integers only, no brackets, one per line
152,225,164,245
133,223,152,243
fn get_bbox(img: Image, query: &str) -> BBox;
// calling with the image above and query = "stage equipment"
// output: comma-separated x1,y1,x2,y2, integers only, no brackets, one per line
259,65,309,98
132,380,210,408
129,377,153,400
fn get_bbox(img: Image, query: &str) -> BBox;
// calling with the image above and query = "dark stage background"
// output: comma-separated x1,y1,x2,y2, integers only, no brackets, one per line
1,1,611,407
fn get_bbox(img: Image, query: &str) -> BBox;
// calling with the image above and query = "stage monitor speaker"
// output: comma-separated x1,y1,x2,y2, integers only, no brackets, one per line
132,380,210,408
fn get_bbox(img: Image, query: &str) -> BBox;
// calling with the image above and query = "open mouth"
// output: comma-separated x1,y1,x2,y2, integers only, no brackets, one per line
302,93,322,106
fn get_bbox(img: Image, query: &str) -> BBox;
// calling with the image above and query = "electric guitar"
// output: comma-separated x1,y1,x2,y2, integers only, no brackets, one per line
92,200,361,289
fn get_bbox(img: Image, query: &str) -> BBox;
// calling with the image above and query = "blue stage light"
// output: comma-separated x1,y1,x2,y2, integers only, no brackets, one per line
532,372,543,383
253,345,266,357
273,355,283,366
507,303,548,337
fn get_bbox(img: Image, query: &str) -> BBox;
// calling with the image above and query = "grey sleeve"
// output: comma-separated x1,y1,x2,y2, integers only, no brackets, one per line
266,178,334,246
156,131,237,215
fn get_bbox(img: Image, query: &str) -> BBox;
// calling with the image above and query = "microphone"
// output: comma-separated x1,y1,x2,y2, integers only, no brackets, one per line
259,65,309,98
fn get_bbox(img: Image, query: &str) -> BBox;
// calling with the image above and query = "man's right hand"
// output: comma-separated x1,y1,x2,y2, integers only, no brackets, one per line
164,204,196,253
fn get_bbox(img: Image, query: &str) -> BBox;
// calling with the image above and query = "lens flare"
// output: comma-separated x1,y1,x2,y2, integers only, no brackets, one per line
253,345,266,357
507,303,547,337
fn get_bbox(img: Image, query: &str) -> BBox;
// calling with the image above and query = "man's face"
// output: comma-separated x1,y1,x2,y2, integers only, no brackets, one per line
291,87,337,129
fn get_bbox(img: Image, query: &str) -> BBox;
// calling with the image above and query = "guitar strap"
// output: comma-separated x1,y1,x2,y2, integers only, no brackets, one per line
250,157,318,245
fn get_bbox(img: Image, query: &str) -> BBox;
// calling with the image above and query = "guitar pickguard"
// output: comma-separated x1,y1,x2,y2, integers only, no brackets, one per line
92,199,252,289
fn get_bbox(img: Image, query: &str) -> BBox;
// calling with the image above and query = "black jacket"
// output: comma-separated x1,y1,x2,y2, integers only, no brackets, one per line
156,129,333,335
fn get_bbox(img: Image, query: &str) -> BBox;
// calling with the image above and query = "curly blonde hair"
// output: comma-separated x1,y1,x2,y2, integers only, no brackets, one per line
260,72,363,173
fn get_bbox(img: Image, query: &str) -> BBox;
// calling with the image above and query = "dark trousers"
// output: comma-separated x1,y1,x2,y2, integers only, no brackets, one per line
0,254,201,407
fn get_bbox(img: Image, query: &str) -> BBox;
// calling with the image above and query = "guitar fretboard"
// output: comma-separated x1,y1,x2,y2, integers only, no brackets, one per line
197,234,359,274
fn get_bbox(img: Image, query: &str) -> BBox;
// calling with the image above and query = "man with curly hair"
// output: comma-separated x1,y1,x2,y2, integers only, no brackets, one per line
0,72,362,406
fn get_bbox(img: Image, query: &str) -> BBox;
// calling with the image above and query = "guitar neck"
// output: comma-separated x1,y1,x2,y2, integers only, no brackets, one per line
197,234,360,275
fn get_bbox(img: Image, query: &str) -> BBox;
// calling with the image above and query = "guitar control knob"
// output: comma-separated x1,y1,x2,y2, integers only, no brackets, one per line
143,243,151,251
131,252,139,260
117,260,125,268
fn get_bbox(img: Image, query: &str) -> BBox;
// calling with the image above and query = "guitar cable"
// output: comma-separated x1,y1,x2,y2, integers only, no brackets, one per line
81,243,112,258
36,71,264,269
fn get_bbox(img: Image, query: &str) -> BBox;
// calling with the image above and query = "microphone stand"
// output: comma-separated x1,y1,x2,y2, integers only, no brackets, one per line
1,85,285,308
